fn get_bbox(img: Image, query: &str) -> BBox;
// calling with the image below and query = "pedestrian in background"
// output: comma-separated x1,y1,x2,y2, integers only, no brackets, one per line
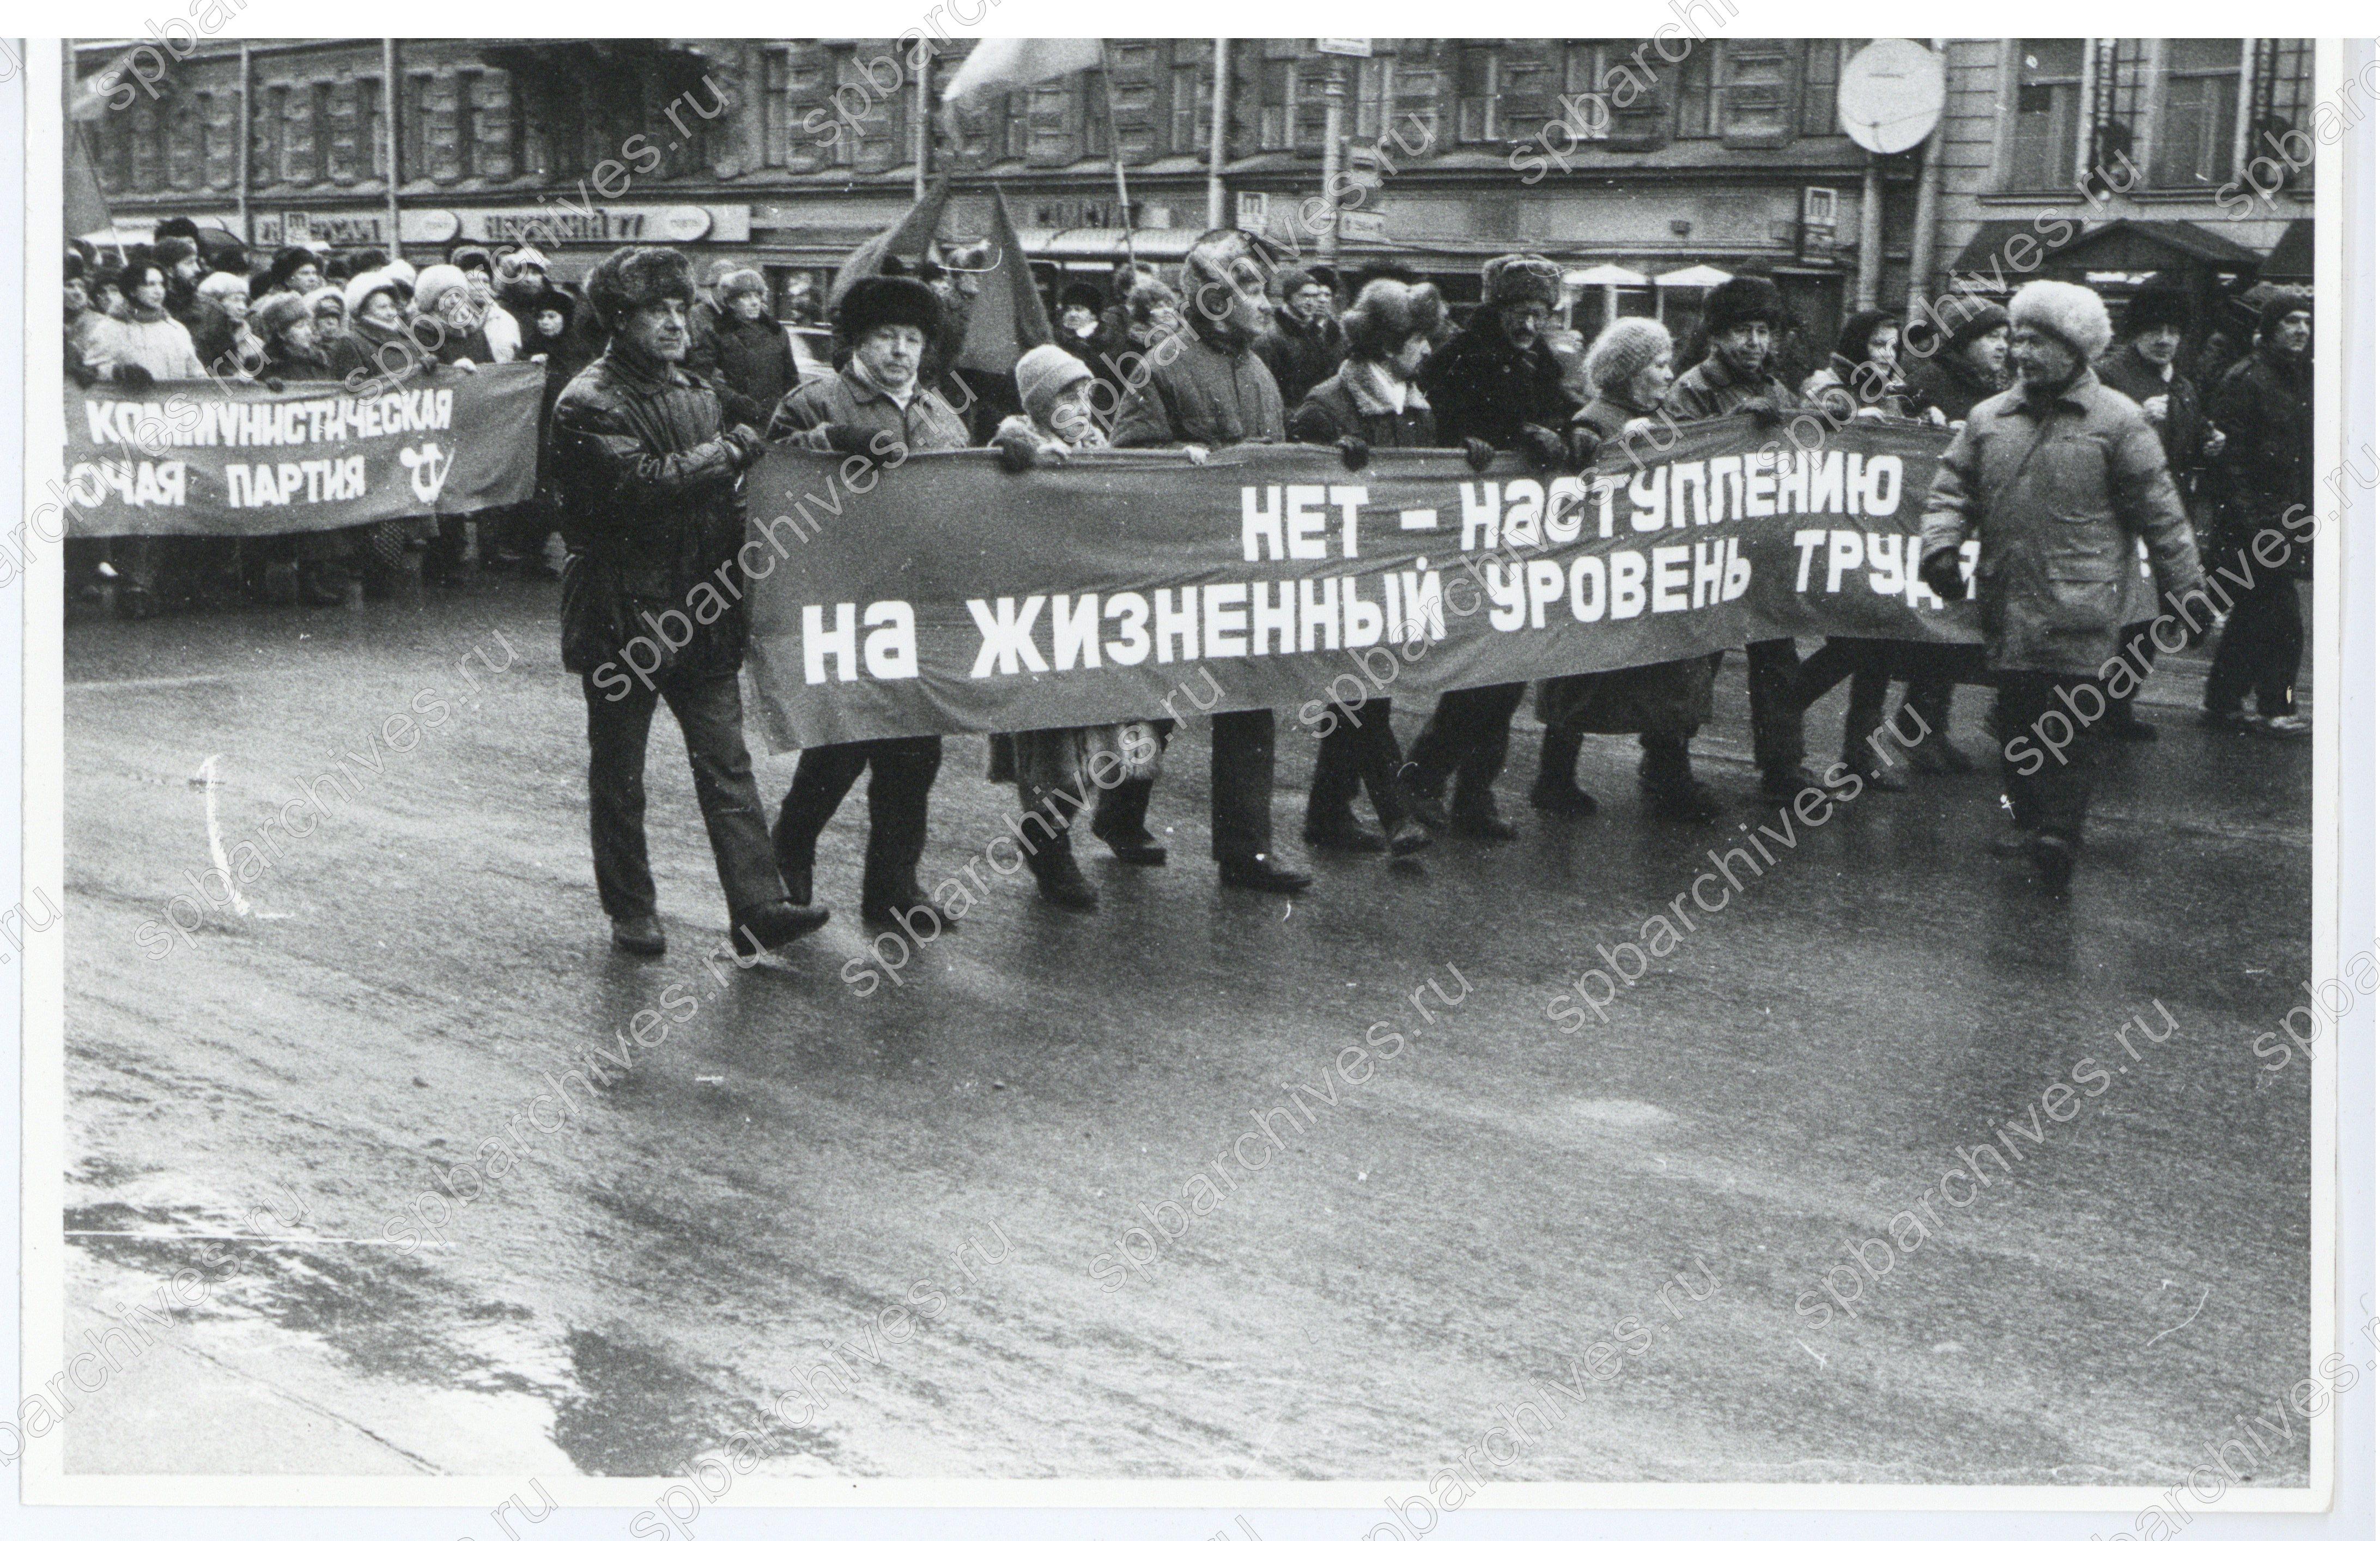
2203,292,2314,737
689,268,798,430
1254,264,1345,409
2096,277,2223,742
1920,280,2202,896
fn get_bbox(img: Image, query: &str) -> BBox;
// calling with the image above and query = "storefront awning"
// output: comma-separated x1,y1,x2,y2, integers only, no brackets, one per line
1654,263,1733,288
1948,217,2261,281
1016,228,1200,263
1567,263,1649,288
2263,219,2314,283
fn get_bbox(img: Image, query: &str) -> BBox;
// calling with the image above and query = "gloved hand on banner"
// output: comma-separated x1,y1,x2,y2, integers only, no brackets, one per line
1919,548,1967,603
1336,435,1371,473
1741,398,1786,429
1519,424,1567,471
1462,436,1496,474
722,423,767,470
819,422,883,463
112,362,154,387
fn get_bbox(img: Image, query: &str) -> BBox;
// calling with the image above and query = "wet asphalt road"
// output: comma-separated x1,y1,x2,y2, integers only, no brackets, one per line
60,578,2312,1484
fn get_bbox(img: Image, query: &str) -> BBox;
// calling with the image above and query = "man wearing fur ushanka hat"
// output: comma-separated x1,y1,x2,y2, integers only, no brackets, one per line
766,270,973,936
550,246,827,960
1399,252,1581,844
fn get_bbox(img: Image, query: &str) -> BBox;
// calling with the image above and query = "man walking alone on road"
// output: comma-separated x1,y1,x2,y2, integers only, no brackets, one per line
1920,281,2203,897
551,246,830,958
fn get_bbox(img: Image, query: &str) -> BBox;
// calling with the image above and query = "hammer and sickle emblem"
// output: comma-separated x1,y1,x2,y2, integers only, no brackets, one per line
398,442,452,506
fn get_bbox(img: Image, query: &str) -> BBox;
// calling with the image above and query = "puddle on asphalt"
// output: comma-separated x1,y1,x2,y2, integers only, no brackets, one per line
64,1198,834,1475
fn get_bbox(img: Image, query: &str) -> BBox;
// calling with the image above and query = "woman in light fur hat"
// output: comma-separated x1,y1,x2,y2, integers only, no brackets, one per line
982,343,1165,911
1533,318,1722,822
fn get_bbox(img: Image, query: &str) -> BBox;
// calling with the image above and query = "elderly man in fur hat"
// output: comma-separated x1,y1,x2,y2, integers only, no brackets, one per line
2203,290,2314,737
767,274,973,933
2094,277,2225,741
1920,280,2202,896
550,246,829,958
1108,227,1312,894
1399,253,1581,841
1661,272,1823,808
1287,277,1443,862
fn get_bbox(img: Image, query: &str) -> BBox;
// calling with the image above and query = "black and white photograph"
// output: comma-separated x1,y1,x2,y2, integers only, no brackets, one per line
7,15,2372,1534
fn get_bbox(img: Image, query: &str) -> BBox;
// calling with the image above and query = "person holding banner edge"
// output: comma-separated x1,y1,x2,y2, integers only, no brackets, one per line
766,274,975,931
1109,228,1312,896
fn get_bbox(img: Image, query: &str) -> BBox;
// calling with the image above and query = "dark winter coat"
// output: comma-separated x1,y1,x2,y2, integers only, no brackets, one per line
691,310,801,429
2097,345,2212,481
550,345,756,680
327,316,435,390
1539,390,1716,738
1288,360,1436,448
1110,328,1284,448
1922,368,2203,676
257,344,336,385
2207,343,2314,543
767,362,974,454
1253,310,1347,412
1662,350,1796,424
1903,350,2005,424
1418,314,1577,448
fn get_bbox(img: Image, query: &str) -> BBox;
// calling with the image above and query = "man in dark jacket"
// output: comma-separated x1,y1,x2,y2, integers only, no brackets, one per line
1109,228,1310,894
2203,291,2313,735
1663,274,1818,806
1920,281,2202,896
1254,265,1346,410
1288,277,1441,861
2096,279,2224,740
689,268,799,429
767,275,974,932
1399,252,1579,840
550,246,829,959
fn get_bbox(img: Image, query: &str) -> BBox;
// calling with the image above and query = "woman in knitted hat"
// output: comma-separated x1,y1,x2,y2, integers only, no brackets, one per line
412,264,495,367
688,267,798,429
1286,278,1445,861
1801,310,1939,426
193,268,265,380
1531,318,1723,823
977,343,1167,910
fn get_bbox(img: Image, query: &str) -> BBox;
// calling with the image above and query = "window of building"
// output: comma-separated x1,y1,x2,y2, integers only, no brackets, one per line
1083,70,1110,158
1351,56,1391,142
2245,37,2312,191
303,81,333,184
1258,57,1296,150
401,72,434,184
2005,39,2084,190
355,75,384,180
1800,40,1845,136
763,47,792,167
259,84,290,185
168,94,200,190
2150,39,2242,188
2087,38,2152,183
1675,44,1716,139
1170,55,1207,154
454,69,483,178
1455,46,1499,143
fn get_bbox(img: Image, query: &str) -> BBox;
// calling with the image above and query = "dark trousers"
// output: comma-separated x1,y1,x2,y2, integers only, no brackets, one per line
2206,578,2304,717
2104,621,2157,725
773,736,943,907
1990,671,2099,842
1307,700,1410,829
1745,638,1806,772
1407,682,1528,810
1209,708,1279,864
582,669,786,920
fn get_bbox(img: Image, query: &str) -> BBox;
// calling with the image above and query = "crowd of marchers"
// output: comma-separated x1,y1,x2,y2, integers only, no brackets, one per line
62,217,2314,952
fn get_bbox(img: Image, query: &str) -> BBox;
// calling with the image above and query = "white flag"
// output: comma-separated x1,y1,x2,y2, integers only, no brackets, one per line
940,38,1104,116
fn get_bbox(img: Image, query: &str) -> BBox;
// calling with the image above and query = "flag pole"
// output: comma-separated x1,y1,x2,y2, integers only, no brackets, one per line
1097,40,1135,269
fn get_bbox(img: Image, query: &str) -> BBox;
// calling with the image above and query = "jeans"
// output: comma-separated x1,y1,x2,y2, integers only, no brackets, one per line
581,669,786,920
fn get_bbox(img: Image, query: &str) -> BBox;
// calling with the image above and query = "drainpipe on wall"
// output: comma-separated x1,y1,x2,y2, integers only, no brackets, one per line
1904,40,1947,323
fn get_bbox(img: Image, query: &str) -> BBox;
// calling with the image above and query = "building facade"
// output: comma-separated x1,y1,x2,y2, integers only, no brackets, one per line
75,37,2316,352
